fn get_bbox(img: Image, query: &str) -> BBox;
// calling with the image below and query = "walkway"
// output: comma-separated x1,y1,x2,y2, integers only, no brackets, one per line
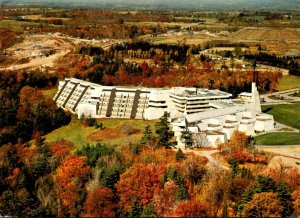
174,147,229,170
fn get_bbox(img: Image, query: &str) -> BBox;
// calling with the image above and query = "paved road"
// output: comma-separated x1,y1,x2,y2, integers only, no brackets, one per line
261,88,300,105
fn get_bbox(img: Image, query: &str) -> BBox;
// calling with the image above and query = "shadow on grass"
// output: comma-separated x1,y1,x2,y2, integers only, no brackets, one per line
262,107,273,113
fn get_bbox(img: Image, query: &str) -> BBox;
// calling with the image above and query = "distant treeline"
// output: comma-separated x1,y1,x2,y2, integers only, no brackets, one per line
77,46,105,56
243,52,300,75
113,41,193,64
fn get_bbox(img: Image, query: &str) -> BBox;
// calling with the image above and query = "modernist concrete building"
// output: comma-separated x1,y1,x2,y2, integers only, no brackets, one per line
172,83,274,148
54,78,232,120
54,78,274,148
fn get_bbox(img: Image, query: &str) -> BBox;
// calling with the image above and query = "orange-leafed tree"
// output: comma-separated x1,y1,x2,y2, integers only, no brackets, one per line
221,131,248,152
153,180,178,216
173,200,212,217
116,163,166,212
54,155,90,216
49,140,74,160
82,187,117,217
219,131,254,162
292,188,300,215
242,192,283,217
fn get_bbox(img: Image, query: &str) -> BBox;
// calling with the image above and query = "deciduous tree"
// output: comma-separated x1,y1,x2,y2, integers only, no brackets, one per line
292,188,300,215
116,163,166,212
54,155,90,216
82,187,117,217
242,192,283,217
173,200,211,217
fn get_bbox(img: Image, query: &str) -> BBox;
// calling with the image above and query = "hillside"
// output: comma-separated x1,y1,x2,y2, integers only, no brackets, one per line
230,28,300,42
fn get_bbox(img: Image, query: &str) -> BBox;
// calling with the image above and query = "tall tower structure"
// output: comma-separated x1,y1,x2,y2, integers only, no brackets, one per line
251,82,261,113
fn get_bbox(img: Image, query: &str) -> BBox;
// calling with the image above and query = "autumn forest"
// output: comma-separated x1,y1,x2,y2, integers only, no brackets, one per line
1,3,300,217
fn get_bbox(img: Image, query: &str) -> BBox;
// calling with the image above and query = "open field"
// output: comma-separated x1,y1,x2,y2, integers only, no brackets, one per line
255,132,300,145
45,116,156,147
25,14,70,21
262,103,300,129
45,117,98,147
125,21,195,28
277,75,300,91
229,27,300,54
230,27,300,42
142,34,226,45
0,20,37,30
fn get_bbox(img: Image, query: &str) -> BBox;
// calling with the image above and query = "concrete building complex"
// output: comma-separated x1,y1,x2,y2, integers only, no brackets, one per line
54,78,274,148
171,83,274,148
54,78,232,120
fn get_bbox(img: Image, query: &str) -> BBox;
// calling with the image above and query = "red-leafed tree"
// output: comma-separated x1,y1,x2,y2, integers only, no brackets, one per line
116,163,166,212
153,180,178,216
82,187,117,217
173,200,212,217
54,155,90,216
49,140,74,163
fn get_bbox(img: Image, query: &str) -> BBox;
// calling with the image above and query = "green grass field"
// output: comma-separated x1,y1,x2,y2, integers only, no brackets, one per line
262,103,300,130
45,116,156,147
0,20,37,30
45,117,98,147
277,75,300,91
255,132,300,145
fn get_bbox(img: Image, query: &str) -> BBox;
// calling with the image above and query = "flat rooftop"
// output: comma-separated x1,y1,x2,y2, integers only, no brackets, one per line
170,89,232,98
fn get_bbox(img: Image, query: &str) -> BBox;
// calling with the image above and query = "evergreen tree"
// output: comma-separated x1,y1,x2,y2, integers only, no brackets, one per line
238,188,255,213
155,112,174,148
255,176,276,193
141,204,157,217
276,182,293,217
140,125,155,147
175,148,186,161
180,126,193,149
175,185,189,201
228,158,240,177
130,199,143,218
99,165,121,191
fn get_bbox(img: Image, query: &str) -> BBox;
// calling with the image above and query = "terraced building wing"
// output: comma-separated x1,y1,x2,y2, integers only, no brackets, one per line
53,78,233,120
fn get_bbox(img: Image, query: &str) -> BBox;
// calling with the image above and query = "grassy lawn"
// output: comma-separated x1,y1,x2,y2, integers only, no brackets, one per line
277,75,300,91
255,132,300,145
45,116,156,147
262,103,300,129
45,117,98,147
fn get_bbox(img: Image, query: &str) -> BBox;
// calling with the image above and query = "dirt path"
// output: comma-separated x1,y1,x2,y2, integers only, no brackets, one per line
175,148,229,170
258,145,300,171
257,145,300,159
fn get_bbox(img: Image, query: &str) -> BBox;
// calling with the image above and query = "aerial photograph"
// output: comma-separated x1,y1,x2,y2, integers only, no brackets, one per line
0,0,300,217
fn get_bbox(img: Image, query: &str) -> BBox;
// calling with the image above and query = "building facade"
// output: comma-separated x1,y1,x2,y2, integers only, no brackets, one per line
54,78,274,148
172,83,274,148
54,78,232,120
